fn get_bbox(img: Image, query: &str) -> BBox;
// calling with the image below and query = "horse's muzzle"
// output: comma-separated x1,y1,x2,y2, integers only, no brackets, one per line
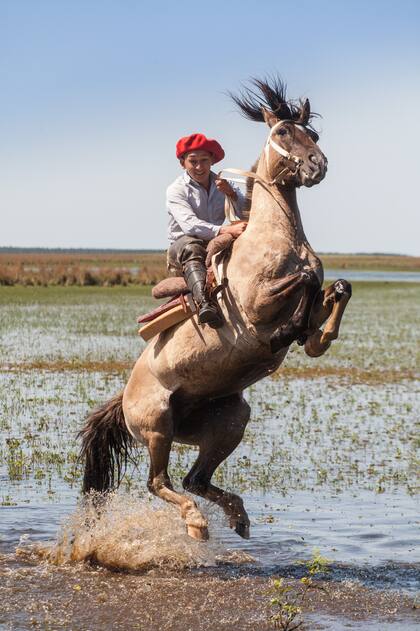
300,154,328,187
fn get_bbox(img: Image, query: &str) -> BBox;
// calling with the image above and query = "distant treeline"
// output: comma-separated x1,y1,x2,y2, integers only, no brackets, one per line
0,247,165,254
0,251,418,286
0,247,412,256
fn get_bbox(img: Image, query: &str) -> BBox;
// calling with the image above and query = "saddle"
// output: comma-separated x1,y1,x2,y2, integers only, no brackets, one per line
137,233,233,341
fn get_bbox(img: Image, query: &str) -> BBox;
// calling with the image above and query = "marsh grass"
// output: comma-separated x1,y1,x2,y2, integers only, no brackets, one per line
1,252,419,287
0,369,417,507
0,285,154,366
1,282,418,374
0,282,418,546
0,252,167,286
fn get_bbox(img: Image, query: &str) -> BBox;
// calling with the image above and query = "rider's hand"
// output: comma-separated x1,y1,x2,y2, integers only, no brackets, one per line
215,178,237,199
219,222,248,239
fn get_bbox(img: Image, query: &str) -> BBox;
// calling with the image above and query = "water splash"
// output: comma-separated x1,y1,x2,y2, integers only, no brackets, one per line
18,491,244,571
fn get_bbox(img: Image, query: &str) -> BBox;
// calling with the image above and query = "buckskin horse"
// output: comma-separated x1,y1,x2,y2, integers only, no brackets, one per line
79,77,352,541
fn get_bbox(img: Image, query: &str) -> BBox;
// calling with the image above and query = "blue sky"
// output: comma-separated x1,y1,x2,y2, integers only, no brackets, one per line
1,0,419,253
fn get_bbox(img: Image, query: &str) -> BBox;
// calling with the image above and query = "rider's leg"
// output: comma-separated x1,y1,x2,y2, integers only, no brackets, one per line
168,236,223,328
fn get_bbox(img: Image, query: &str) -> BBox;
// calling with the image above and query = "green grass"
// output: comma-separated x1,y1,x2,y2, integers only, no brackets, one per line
0,284,152,305
0,370,418,504
1,252,419,288
0,282,419,372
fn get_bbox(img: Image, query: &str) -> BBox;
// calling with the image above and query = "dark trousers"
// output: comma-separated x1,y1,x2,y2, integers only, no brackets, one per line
167,235,207,274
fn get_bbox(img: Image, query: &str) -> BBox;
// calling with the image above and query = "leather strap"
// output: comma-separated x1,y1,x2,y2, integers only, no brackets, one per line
218,166,289,222
265,120,304,168
218,119,310,222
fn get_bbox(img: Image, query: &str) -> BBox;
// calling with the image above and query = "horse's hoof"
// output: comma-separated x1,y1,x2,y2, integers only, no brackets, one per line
334,279,352,300
304,329,330,358
234,522,250,539
187,524,209,541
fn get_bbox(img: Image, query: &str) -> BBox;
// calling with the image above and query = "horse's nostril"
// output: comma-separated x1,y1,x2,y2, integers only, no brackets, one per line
308,154,318,165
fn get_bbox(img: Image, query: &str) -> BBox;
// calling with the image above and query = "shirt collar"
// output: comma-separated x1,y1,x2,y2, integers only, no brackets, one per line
183,170,216,189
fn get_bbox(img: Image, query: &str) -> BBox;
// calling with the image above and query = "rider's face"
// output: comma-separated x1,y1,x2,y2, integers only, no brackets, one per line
181,151,214,186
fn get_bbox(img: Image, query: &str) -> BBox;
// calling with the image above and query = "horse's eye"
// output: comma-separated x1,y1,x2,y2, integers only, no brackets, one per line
277,128,287,136
309,131,319,143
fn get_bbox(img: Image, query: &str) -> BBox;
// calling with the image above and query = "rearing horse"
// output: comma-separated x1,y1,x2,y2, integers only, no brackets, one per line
80,78,352,541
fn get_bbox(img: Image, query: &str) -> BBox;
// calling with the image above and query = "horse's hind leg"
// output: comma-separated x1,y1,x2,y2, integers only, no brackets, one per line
145,423,209,540
177,393,251,539
304,279,352,357
123,373,208,541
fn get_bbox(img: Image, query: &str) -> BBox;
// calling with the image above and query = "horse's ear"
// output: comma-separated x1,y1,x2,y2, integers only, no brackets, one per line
261,107,278,128
299,99,311,125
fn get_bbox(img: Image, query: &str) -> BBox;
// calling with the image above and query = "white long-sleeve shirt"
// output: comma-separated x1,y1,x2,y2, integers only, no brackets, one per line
166,171,245,244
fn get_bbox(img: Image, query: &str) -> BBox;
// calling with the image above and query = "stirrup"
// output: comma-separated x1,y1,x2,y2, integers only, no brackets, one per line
209,277,228,301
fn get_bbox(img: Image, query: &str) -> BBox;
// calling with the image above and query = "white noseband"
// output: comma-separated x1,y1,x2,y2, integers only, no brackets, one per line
264,120,305,168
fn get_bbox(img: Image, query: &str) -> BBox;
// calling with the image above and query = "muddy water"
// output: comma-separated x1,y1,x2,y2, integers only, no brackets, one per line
0,283,419,629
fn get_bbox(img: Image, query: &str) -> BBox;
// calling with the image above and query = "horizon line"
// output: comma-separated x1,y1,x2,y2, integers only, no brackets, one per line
0,246,417,257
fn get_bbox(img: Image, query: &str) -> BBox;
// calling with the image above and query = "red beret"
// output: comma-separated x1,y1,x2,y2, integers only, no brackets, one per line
176,133,225,163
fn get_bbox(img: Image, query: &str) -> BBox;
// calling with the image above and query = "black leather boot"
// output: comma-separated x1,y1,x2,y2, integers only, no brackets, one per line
183,260,223,329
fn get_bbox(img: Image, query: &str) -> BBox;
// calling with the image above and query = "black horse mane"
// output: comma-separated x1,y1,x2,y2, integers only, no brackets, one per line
229,76,317,125
229,77,320,208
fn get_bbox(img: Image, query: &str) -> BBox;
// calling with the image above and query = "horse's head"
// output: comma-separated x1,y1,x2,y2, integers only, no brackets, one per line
231,77,327,189
261,105,327,188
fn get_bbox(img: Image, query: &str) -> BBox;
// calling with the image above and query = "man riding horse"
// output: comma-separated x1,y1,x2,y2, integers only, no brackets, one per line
166,133,248,328
80,78,352,542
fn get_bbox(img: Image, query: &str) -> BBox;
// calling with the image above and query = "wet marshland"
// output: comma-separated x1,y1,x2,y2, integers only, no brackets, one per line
0,282,419,629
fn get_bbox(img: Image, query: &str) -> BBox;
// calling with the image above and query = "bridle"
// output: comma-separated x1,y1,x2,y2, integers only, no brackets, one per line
219,120,311,221
264,119,305,182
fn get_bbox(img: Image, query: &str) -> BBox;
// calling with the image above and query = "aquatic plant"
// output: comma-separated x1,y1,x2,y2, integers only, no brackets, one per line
269,549,330,629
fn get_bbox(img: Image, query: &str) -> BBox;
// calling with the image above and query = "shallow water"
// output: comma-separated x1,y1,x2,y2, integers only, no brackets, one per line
0,284,419,629
0,282,419,374
324,269,420,282
1,489,419,629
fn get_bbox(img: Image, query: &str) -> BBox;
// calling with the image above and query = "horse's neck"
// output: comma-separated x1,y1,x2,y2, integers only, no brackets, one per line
248,182,305,244
232,157,310,271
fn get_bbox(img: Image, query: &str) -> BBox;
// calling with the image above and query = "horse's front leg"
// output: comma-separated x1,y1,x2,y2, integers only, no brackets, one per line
304,279,352,357
177,393,251,539
269,270,321,353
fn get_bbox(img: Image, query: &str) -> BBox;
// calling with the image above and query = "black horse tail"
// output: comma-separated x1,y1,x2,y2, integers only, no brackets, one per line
78,391,135,494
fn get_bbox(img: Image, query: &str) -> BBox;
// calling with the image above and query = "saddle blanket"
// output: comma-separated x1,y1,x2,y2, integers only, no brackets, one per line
137,293,196,341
